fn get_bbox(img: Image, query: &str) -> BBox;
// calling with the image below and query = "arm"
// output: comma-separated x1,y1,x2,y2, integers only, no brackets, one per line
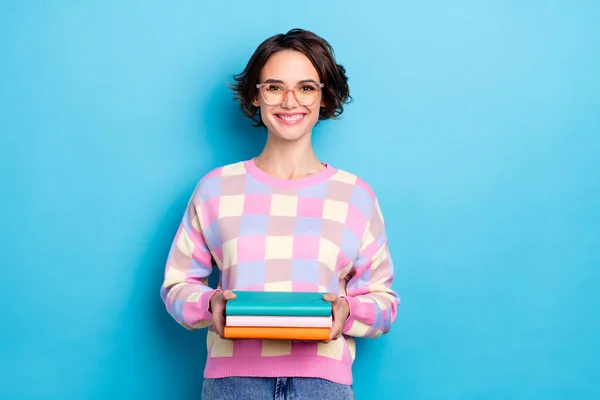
342,198,400,338
159,187,220,330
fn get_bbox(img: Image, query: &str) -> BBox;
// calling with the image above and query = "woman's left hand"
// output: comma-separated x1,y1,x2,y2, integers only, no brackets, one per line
322,293,350,342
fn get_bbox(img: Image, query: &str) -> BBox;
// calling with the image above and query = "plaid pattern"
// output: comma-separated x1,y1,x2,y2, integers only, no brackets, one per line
160,159,399,384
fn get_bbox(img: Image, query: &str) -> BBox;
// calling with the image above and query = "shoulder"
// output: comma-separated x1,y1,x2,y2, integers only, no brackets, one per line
192,160,249,200
329,166,381,218
331,167,388,226
201,160,248,181
330,166,377,200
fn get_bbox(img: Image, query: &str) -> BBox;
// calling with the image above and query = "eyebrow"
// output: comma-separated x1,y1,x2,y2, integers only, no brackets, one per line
263,79,320,84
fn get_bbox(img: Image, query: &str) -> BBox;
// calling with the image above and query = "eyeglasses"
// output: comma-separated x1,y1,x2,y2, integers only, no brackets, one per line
256,81,325,106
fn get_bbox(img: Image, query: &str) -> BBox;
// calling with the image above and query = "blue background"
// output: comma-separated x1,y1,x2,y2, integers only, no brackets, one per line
1,1,599,399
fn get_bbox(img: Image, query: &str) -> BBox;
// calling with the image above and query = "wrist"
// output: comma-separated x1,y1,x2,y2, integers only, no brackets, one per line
340,295,358,334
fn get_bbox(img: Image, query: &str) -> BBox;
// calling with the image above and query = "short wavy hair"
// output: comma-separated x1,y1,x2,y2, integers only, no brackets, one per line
230,29,352,127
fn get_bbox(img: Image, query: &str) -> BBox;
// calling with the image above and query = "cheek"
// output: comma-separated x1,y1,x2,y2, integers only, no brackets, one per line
306,104,321,122
259,106,276,126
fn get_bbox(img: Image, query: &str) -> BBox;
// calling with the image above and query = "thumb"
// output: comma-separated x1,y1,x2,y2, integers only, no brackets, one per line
323,293,338,302
223,290,237,301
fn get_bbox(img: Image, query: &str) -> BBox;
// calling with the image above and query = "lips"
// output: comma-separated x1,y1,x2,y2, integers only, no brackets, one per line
275,113,306,125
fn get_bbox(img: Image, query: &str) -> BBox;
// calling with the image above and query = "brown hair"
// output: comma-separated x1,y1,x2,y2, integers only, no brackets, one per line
230,29,352,127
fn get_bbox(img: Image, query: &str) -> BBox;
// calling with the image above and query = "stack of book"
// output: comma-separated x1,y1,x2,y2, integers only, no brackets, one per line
223,291,332,341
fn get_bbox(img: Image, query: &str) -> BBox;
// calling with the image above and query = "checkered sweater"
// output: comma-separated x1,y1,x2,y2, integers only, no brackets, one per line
160,159,400,384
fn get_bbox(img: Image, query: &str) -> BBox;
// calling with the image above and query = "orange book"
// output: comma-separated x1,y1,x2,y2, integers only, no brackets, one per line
223,326,330,341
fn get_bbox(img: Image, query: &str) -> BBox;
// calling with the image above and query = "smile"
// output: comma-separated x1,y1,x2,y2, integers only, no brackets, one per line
276,113,305,125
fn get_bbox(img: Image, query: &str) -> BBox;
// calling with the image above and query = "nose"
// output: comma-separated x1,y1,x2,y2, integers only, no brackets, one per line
281,89,299,108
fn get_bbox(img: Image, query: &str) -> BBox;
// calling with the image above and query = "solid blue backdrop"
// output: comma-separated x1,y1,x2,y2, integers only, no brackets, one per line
1,1,599,399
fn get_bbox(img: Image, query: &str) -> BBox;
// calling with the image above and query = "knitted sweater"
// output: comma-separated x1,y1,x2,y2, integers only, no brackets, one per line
160,159,400,384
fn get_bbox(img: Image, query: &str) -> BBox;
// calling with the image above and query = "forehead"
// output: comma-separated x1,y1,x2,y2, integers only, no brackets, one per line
260,50,320,83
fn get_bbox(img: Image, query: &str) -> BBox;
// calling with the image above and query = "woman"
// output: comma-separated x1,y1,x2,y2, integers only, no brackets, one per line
160,28,400,399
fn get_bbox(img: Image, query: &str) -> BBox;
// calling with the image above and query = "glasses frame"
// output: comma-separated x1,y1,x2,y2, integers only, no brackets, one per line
255,82,325,106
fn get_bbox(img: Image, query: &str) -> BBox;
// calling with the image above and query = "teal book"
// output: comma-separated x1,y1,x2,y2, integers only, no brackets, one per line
225,291,332,317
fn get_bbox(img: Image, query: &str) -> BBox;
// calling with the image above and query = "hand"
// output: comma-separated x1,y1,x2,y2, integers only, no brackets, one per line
322,293,350,343
210,290,237,339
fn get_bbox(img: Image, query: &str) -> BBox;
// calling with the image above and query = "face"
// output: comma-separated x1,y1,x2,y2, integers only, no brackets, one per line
253,50,324,141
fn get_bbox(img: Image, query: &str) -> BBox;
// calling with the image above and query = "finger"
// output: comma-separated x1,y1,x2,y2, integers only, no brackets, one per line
329,318,344,340
329,328,339,341
213,315,224,338
329,324,337,340
223,290,237,301
323,293,338,302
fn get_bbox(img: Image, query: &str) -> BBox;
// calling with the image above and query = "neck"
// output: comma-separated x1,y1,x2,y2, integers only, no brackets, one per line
255,131,324,180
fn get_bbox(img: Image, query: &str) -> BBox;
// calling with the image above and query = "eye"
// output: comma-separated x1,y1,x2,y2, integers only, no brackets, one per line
299,84,317,92
266,84,284,92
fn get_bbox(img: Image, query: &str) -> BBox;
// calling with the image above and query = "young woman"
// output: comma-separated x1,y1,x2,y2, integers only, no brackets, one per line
160,28,400,400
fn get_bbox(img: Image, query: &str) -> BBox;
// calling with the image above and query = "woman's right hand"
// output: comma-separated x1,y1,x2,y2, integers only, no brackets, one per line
210,290,237,338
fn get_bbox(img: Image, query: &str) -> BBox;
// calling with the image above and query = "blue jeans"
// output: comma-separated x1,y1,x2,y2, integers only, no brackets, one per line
201,377,354,399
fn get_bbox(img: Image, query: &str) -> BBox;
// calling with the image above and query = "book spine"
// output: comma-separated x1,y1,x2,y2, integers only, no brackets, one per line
226,315,333,328
223,326,331,341
226,305,332,317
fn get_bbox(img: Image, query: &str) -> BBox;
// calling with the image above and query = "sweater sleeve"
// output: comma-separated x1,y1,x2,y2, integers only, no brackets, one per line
160,187,220,330
342,197,400,338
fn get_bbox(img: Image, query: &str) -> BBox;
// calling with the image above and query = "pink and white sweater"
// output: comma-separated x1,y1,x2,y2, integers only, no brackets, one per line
160,159,400,384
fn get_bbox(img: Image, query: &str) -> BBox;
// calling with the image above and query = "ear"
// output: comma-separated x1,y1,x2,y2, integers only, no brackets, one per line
252,97,260,107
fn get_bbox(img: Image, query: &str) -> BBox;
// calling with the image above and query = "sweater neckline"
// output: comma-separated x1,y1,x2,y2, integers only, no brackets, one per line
243,158,337,190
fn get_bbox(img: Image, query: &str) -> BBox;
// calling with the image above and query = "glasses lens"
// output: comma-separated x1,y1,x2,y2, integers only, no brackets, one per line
294,83,320,105
260,83,321,105
262,84,285,105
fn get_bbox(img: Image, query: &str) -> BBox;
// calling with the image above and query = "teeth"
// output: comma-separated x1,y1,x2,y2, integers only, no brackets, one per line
279,114,303,121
